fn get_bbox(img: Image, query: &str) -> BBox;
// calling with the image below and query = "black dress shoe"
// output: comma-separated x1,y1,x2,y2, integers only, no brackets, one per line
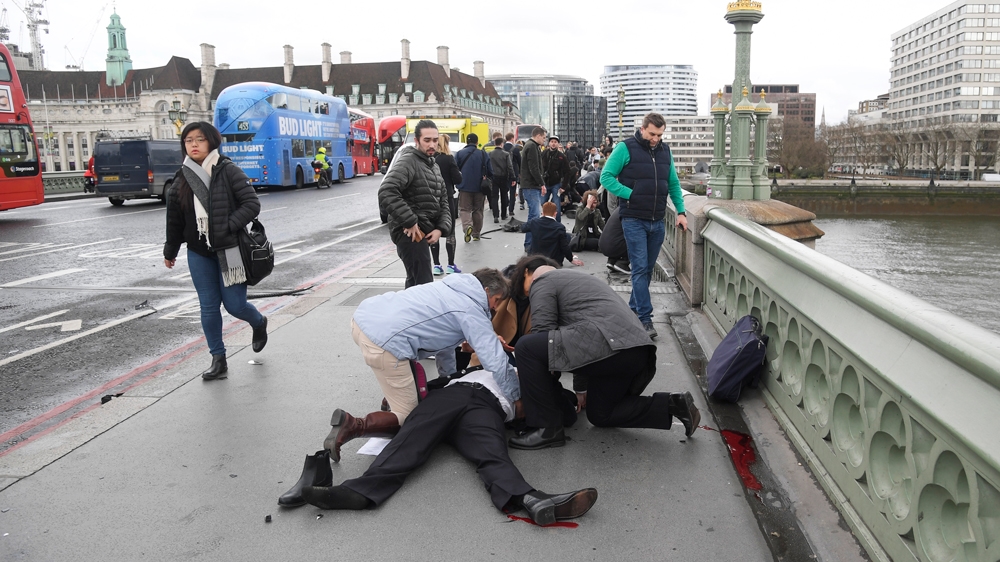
252,316,268,353
508,426,565,450
522,488,598,526
201,354,228,380
278,450,332,507
668,391,701,437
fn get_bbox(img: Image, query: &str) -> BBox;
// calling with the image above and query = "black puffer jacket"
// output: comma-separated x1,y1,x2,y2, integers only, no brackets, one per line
378,145,452,244
164,157,260,260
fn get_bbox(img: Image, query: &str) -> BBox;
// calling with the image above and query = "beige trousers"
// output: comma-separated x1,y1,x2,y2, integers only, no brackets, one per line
351,319,416,424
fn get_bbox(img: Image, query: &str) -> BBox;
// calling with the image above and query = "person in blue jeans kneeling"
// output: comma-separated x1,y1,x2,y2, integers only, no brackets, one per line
599,112,688,340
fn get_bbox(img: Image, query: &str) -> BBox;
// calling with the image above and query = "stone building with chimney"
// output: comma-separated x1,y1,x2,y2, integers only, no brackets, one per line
17,10,517,172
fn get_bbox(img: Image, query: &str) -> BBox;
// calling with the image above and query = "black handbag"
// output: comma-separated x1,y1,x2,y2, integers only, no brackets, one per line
226,180,274,286
238,218,274,286
478,149,492,195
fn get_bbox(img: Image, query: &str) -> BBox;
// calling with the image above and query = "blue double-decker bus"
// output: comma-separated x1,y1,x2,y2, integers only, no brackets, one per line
213,82,354,188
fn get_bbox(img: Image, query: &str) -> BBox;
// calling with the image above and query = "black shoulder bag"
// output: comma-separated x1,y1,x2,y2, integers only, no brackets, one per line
225,180,274,286
478,149,492,196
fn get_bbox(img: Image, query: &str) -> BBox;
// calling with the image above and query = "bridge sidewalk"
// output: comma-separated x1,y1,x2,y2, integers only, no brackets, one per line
0,211,853,560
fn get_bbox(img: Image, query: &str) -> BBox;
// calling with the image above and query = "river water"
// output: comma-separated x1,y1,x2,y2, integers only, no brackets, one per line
812,216,1000,335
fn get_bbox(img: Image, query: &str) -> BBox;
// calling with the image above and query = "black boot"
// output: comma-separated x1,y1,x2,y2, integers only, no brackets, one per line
252,316,268,353
668,391,701,437
301,485,372,510
201,354,228,380
278,450,333,507
521,488,598,526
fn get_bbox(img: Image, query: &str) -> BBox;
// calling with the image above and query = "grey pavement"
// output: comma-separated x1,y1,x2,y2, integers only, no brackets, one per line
0,210,858,561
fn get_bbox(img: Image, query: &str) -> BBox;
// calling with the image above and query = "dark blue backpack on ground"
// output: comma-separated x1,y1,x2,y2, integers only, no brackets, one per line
707,315,768,402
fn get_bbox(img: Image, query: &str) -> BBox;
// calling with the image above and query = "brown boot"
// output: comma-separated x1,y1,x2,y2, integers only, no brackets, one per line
323,409,400,462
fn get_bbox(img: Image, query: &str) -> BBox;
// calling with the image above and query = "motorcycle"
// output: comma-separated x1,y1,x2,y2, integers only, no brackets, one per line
84,175,96,193
312,160,332,189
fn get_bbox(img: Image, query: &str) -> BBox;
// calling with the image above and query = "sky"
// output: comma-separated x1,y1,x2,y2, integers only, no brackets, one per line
0,0,962,123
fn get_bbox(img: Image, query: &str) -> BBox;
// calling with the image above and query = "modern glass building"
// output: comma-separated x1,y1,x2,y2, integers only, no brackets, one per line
600,65,698,140
486,74,608,148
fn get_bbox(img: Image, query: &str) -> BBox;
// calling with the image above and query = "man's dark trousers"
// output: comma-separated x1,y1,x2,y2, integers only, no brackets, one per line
341,383,533,510
515,333,672,429
396,237,432,288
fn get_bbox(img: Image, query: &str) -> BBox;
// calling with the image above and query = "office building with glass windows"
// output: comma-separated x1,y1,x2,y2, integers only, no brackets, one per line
486,74,608,148
600,65,698,140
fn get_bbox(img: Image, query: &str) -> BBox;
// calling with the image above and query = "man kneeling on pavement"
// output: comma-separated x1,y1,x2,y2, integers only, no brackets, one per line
277,268,598,526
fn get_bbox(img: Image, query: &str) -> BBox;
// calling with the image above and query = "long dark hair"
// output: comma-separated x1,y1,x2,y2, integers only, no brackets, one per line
175,122,224,209
509,255,559,300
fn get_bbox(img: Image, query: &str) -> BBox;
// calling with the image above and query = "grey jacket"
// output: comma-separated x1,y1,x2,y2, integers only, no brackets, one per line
489,147,515,181
528,269,653,378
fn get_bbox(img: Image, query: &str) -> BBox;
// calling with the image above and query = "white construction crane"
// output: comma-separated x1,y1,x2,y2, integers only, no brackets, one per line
63,3,108,71
10,0,47,70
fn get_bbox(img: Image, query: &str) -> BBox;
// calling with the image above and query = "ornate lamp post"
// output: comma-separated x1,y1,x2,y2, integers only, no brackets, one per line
616,85,626,142
167,101,188,136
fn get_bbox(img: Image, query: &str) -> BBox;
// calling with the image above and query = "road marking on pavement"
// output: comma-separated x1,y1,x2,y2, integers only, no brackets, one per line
275,240,305,254
259,207,287,214
0,243,69,256
318,192,360,202
274,223,384,265
336,217,380,231
25,319,83,332
0,308,157,368
78,243,163,259
0,310,69,334
33,207,165,228
0,239,123,262
0,268,87,287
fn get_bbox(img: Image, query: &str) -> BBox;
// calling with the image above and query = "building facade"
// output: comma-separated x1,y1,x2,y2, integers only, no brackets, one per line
486,74,606,147
18,14,517,172
663,116,722,174
712,84,816,132
600,65,698,140
887,0,1000,178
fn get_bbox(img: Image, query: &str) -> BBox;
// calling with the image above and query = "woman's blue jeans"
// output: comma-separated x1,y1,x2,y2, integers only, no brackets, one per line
187,248,264,356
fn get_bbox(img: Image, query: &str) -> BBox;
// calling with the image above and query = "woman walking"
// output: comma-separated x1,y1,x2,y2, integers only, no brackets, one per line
431,135,463,275
163,122,268,380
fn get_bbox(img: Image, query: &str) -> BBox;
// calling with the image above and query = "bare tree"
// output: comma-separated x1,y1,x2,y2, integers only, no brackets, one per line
922,126,956,181
880,128,917,177
819,123,848,176
847,118,881,176
769,118,824,178
954,123,1000,180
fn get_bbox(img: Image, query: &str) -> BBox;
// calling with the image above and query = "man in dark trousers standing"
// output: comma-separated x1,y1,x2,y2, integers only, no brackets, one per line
378,119,452,288
488,137,515,222
455,133,493,242
508,266,701,450
518,127,546,251
600,112,688,339
503,132,520,217
541,136,570,222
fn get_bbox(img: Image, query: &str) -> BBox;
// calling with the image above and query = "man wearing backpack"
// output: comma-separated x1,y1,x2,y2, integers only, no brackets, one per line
541,136,570,222
455,133,494,242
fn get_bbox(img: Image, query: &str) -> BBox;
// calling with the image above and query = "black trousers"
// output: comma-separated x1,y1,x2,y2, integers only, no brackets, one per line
342,383,533,511
507,184,517,214
515,333,672,430
395,236,432,288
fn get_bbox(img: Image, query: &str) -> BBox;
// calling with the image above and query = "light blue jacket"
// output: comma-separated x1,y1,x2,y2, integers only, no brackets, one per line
353,274,520,401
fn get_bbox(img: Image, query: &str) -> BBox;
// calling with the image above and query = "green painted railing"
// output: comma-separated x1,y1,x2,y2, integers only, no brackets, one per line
698,208,1000,562
43,171,86,194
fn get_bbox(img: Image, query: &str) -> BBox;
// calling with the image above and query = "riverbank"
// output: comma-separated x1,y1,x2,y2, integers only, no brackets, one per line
771,179,1000,215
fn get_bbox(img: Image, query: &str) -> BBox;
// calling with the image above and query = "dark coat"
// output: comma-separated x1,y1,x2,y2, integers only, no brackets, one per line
164,157,260,260
378,145,453,244
489,147,515,183
541,148,570,188
504,142,521,179
572,204,605,247
434,152,463,199
528,268,654,374
455,145,493,193
520,216,573,265
519,139,544,190
599,207,628,260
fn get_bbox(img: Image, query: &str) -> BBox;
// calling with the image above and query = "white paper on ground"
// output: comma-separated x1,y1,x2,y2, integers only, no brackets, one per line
356,437,391,456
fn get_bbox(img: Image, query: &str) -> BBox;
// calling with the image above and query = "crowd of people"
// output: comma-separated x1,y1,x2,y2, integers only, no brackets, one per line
272,114,694,526
161,116,692,526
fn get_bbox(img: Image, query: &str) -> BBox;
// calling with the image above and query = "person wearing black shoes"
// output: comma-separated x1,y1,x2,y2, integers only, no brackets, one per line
508,266,701,451
164,121,268,381
288,368,598,526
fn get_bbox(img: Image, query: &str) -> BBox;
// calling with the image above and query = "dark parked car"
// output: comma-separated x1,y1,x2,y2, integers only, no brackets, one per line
94,140,183,206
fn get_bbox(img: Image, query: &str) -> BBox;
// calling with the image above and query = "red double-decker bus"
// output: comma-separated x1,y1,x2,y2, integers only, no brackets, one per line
0,44,42,211
348,108,377,176
376,115,406,174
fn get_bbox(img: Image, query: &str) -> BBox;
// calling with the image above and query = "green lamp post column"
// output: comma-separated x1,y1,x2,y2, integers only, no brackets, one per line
730,87,756,200
709,90,730,199
753,89,772,200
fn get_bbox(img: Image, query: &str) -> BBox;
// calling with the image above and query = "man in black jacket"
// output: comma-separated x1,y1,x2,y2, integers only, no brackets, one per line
518,128,546,251
377,120,452,288
489,138,515,222
520,202,583,267
541,136,570,222
503,132,520,217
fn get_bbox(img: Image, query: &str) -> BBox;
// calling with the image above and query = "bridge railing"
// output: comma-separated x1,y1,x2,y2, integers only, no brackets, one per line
665,202,1000,562
42,171,87,195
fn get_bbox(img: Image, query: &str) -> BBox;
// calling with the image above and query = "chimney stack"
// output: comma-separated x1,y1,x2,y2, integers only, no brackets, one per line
321,43,332,82
218,63,230,70
200,43,217,99
340,51,352,64
400,39,411,81
283,45,294,84
437,46,450,78
473,60,485,87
